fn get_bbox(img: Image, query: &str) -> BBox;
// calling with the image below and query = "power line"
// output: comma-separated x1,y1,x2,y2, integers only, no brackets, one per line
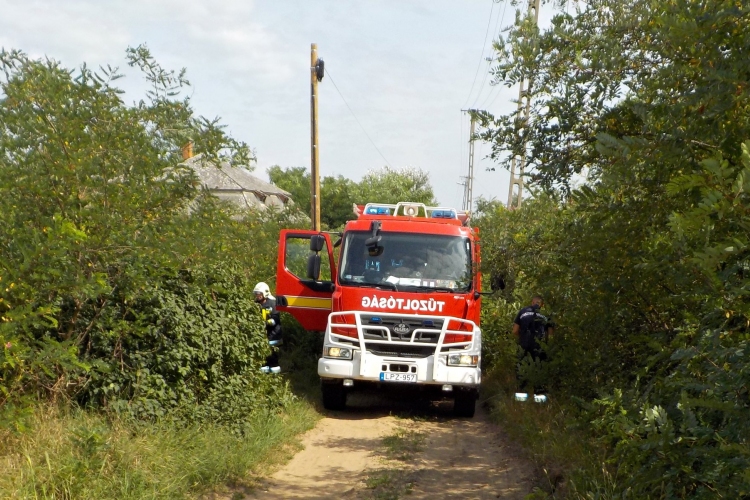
471,0,508,108
479,0,512,110
325,68,394,169
462,0,496,109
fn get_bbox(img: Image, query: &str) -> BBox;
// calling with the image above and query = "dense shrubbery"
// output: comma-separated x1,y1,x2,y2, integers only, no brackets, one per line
477,0,749,497
0,47,297,429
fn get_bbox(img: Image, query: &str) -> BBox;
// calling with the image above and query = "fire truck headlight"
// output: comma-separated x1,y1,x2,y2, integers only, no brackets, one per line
447,354,479,367
324,347,353,360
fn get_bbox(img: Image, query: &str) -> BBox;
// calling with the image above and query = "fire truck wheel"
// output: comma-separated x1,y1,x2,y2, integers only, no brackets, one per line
321,382,347,411
453,390,477,418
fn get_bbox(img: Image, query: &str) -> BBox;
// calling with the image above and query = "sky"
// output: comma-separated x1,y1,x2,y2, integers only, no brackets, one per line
0,0,559,210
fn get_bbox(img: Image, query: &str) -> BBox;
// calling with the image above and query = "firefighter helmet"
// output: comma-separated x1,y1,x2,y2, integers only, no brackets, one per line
253,282,271,302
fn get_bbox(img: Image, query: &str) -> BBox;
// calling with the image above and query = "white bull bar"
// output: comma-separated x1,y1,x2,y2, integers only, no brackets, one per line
320,310,481,385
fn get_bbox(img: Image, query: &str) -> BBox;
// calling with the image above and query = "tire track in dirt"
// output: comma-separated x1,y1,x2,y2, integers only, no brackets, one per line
385,409,534,499
250,391,534,499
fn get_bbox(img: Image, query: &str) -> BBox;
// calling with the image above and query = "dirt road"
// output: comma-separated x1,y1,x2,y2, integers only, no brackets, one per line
251,391,535,499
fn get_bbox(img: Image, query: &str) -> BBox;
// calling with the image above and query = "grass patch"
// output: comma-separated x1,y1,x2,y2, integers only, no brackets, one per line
381,428,426,462
358,426,425,499
279,313,324,405
363,469,416,500
0,399,319,499
481,367,610,498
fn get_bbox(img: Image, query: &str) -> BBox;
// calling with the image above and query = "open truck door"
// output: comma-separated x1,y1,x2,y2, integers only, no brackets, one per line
275,229,336,331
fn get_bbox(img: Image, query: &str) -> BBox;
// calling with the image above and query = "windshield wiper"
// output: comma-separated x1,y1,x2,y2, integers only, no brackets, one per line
410,285,455,293
356,282,399,292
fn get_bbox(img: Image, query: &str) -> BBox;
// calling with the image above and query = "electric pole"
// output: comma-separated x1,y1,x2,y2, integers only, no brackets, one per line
507,0,540,210
310,44,324,231
462,109,477,213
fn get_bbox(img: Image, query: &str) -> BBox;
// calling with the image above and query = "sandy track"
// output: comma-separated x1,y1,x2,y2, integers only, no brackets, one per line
251,391,534,499
396,410,533,499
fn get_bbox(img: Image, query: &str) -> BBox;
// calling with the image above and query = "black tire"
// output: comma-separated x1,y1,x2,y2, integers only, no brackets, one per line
453,390,477,418
321,382,347,411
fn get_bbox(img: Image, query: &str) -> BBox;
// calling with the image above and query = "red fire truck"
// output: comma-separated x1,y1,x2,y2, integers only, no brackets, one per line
275,201,495,417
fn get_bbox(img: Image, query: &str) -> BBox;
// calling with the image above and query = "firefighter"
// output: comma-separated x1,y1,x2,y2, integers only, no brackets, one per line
254,282,282,374
512,295,554,402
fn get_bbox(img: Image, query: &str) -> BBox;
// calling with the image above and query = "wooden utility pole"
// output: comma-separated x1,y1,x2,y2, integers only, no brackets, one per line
310,44,324,231
507,0,541,210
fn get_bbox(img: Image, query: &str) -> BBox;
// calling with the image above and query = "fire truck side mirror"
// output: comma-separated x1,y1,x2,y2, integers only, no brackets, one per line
310,234,325,253
367,244,384,257
307,254,321,281
365,220,382,249
364,235,381,247
490,274,506,291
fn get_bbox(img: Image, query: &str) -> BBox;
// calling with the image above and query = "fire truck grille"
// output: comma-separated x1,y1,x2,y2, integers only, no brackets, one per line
365,344,436,358
355,314,447,357
360,315,444,341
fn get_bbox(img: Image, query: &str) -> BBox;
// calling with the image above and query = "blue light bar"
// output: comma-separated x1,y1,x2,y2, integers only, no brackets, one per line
369,317,382,324
431,209,456,219
366,206,392,215
422,320,434,327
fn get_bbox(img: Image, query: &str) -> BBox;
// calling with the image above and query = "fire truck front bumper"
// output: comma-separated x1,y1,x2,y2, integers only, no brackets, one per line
318,351,481,387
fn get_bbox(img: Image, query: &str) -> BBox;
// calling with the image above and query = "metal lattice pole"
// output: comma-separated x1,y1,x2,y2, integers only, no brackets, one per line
463,110,477,213
507,0,541,210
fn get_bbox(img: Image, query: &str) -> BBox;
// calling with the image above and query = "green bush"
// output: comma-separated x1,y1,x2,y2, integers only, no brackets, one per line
475,1,750,494
82,263,293,423
0,47,291,427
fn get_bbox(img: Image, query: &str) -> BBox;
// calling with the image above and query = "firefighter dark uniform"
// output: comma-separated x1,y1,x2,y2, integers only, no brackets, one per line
513,296,554,401
254,282,282,373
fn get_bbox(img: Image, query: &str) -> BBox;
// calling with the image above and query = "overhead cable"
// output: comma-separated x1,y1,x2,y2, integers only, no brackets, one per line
325,68,393,169
479,0,512,110
462,0,496,109
471,0,508,108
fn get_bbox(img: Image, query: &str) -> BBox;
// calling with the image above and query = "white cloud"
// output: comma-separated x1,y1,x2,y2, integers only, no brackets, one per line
0,0,129,62
0,0,556,209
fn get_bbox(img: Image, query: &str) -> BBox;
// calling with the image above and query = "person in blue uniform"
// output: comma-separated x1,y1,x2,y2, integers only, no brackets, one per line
512,295,554,401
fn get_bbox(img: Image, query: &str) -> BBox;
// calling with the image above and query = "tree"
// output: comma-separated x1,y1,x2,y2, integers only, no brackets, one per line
476,1,750,496
320,174,356,229
268,166,356,228
268,165,310,213
0,46,286,426
268,165,438,229
479,0,750,195
352,166,438,206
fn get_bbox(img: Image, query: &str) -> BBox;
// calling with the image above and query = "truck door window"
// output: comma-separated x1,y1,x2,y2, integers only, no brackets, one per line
285,236,332,281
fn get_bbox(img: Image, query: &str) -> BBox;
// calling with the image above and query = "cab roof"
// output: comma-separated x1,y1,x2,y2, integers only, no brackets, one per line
352,202,470,226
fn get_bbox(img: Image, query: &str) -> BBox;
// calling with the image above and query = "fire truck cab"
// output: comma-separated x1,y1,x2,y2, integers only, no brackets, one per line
275,201,485,417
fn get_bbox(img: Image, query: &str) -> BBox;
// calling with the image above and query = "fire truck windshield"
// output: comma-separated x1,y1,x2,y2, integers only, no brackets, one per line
339,231,472,292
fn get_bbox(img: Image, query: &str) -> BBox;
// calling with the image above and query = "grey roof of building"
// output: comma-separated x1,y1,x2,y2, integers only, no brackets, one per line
183,154,291,201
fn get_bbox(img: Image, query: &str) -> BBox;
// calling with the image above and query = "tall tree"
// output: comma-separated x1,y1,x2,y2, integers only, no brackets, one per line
268,165,438,228
476,1,750,496
268,165,310,213
320,174,356,229
0,47,288,426
353,166,438,206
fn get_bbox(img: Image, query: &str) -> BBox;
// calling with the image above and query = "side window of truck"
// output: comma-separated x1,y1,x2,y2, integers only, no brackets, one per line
285,235,332,282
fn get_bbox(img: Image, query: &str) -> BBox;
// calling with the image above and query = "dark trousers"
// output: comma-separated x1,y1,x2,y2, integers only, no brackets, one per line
516,346,547,393
265,350,279,368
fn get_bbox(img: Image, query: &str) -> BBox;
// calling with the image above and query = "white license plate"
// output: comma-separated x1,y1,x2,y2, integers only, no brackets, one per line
379,372,417,383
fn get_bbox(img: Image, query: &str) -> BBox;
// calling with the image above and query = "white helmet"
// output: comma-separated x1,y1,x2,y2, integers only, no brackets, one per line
253,282,271,301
